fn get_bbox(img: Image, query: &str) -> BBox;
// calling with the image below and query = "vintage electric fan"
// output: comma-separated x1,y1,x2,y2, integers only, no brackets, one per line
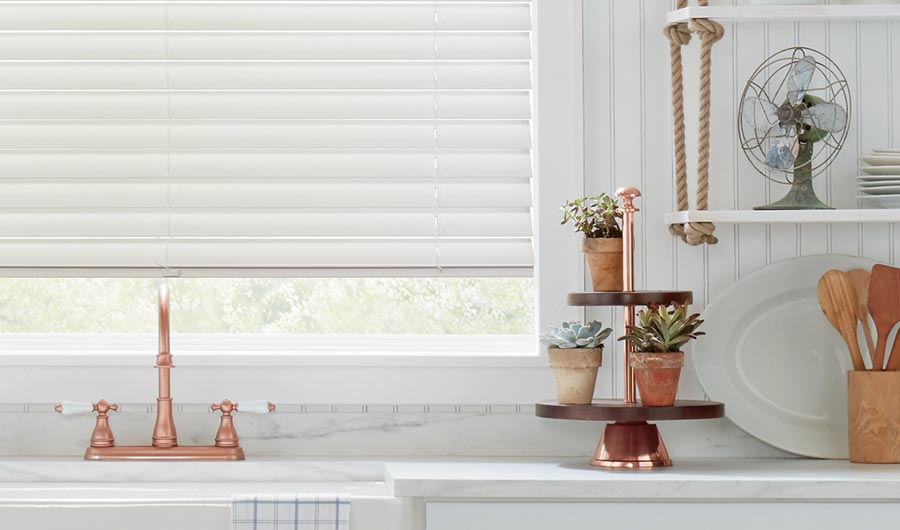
738,47,850,210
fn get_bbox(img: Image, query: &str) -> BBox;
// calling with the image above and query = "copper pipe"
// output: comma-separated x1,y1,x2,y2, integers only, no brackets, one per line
616,187,641,404
151,284,177,448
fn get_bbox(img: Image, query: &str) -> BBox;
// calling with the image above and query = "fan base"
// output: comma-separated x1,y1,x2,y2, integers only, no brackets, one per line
754,179,833,210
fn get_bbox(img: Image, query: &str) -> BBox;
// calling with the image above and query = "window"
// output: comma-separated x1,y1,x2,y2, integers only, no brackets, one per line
0,277,533,335
0,1,535,356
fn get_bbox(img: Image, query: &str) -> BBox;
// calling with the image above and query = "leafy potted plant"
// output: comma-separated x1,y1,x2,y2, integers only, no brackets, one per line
561,193,623,291
619,303,704,406
540,321,612,405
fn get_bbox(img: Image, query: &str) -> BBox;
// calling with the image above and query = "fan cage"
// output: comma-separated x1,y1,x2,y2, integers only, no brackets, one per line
738,47,851,186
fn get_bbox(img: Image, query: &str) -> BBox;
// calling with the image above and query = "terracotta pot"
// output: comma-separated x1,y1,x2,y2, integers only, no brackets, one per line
631,351,684,407
848,370,900,463
547,347,603,405
582,238,623,291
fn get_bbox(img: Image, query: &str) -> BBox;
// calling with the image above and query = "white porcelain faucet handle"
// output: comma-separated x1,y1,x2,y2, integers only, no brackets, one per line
235,400,275,414
54,401,96,416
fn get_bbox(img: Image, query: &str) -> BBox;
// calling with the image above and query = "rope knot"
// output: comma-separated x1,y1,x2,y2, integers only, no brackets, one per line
683,221,718,245
663,22,692,46
669,222,718,246
689,18,724,44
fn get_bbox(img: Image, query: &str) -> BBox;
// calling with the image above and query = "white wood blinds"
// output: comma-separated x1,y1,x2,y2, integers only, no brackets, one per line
0,0,533,276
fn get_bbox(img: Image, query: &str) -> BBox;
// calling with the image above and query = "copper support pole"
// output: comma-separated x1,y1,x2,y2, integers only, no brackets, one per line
616,187,640,404
151,284,178,448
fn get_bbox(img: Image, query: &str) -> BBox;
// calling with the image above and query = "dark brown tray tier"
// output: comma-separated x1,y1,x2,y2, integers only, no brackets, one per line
535,399,723,422
567,290,692,307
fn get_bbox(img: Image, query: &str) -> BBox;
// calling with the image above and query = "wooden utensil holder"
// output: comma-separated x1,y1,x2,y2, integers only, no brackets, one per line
848,370,900,463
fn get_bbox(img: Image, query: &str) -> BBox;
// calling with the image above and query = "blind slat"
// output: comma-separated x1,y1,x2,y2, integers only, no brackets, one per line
0,62,531,90
0,120,532,148
0,239,534,269
0,180,533,208
0,91,531,119
0,4,530,31
0,210,533,238
0,33,530,60
0,150,533,178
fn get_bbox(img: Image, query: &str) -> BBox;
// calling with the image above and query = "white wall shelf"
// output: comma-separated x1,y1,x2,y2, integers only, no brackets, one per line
665,209,900,225
667,5,900,24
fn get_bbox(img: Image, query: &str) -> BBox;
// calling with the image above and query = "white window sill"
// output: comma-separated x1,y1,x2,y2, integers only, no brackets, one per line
0,333,545,368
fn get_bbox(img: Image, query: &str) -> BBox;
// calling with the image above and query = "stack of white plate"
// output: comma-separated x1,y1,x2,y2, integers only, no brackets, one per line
858,148,900,208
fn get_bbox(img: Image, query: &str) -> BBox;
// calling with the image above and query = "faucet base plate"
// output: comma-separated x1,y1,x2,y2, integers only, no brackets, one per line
84,445,245,461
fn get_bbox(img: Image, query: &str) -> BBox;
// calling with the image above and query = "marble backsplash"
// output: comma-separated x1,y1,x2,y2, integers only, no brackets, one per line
1,403,790,458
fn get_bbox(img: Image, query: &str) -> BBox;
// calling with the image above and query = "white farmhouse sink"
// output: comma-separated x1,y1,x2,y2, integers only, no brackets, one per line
0,459,421,530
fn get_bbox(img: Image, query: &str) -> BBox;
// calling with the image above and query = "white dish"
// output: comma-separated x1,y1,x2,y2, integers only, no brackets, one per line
859,166,900,175
858,195,900,208
859,155,900,165
857,185,900,195
693,254,878,459
857,176,900,183
872,148,900,154
858,181,900,188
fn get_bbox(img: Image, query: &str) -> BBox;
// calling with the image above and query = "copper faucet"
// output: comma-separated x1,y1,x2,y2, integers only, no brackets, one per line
55,285,275,461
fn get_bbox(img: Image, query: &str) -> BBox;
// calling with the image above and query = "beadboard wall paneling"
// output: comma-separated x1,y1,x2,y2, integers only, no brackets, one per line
583,0,900,402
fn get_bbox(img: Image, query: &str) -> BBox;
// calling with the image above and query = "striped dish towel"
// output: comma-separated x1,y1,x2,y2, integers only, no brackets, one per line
231,494,350,530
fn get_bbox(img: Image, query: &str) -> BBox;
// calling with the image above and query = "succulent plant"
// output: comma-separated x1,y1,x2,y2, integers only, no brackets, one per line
541,320,612,349
619,303,705,353
560,193,622,239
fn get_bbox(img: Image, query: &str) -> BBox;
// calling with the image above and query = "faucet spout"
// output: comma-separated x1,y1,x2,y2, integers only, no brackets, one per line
151,284,178,448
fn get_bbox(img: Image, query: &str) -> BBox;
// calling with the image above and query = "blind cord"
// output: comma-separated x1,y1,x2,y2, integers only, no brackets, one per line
432,1,442,273
162,0,175,276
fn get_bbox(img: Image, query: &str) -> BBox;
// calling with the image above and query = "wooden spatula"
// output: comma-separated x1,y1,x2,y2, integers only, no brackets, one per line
868,264,900,371
817,270,866,372
848,268,876,368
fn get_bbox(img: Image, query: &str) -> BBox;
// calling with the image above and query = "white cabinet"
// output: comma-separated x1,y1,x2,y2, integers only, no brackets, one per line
426,502,900,530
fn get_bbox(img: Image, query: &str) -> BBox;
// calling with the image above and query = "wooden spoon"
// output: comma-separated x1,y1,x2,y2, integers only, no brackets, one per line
847,268,876,368
817,270,866,372
868,264,900,371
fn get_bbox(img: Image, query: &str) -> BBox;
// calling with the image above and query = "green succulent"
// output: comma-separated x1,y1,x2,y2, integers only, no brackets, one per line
619,303,705,353
560,193,622,239
540,320,612,349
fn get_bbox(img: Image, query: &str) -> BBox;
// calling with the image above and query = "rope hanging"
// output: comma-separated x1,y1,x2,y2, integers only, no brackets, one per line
664,0,724,246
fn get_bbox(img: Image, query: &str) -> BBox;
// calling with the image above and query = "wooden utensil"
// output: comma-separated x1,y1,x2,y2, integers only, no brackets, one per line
848,268,877,368
868,264,900,371
817,270,866,372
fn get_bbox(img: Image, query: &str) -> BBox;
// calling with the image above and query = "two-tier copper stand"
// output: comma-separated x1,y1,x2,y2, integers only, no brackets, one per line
536,187,723,469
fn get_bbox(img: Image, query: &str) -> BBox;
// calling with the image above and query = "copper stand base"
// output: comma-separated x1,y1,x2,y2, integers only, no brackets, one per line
84,445,245,461
591,421,671,469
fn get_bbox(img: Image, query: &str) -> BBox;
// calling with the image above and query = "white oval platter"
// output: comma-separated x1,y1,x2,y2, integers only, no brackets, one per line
693,254,879,459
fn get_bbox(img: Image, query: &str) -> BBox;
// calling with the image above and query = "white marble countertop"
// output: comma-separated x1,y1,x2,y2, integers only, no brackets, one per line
0,481,391,504
385,458,900,500
0,457,385,483
4,457,900,502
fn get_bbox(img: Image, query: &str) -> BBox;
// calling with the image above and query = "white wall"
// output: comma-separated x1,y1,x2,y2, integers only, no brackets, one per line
582,0,900,404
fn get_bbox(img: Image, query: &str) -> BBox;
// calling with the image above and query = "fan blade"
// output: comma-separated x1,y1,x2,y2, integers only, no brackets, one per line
765,128,797,170
801,101,848,133
787,56,816,105
741,97,779,133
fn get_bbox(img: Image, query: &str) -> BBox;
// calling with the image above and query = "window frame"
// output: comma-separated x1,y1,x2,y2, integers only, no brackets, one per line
0,1,586,405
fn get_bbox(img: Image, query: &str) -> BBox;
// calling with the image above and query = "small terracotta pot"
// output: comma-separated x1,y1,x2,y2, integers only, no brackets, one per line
848,370,900,463
547,347,603,405
582,238,623,291
631,351,684,407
